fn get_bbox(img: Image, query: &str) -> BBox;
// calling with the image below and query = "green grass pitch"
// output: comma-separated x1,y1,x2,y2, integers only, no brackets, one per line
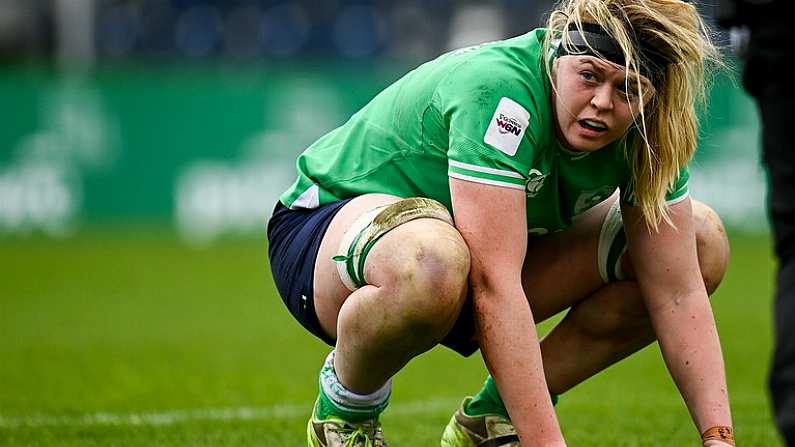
0,229,781,446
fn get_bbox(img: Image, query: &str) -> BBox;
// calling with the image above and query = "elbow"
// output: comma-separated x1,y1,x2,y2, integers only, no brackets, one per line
468,263,522,302
643,283,704,315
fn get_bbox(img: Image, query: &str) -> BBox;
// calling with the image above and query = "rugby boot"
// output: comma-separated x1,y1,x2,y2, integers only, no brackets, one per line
440,397,519,447
307,400,388,447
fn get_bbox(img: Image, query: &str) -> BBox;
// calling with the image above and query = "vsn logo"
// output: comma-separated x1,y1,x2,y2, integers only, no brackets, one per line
496,114,522,136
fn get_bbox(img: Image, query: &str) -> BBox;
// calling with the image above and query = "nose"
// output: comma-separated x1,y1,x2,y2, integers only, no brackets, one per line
590,84,614,111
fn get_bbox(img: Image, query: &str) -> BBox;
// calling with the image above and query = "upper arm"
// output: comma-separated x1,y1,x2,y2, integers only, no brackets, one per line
450,177,527,291
622,198,705,311
440,64,542,288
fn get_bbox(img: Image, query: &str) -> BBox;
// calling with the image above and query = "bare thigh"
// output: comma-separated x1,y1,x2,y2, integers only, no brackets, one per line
522,198,616,323
313,194,403,339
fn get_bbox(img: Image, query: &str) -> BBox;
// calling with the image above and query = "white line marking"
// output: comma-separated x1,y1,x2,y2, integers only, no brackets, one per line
0,398,460,429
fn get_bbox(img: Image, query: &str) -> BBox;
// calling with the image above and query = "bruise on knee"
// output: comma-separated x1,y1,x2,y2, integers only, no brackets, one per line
361,217,470,335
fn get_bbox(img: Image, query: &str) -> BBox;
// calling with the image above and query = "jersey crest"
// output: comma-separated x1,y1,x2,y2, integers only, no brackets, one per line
525,168,547,198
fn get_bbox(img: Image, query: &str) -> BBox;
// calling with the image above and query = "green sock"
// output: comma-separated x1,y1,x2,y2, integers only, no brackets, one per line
315,387,376,423
463,375,560,419
314,351,390,423
464,375,509,419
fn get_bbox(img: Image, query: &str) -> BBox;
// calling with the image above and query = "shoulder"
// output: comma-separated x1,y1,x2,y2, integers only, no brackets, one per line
440,36,552,139
438,30,549,104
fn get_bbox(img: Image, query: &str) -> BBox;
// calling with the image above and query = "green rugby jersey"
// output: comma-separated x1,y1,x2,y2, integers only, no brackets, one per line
280,28,689,235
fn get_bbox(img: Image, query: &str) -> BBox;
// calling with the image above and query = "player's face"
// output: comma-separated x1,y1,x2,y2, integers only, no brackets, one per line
551,55,652,152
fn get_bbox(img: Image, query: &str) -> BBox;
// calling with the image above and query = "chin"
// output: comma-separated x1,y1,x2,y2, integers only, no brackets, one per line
566,138,606,153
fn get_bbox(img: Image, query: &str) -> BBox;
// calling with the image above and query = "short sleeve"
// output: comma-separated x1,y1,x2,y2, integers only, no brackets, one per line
664,164,690,205
438,63,543,191
620,164,690,206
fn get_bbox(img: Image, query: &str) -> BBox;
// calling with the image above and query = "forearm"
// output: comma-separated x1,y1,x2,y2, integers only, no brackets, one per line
650,291,732,433
474,287,565,446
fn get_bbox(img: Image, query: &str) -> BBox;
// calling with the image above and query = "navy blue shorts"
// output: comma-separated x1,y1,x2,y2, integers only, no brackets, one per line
267,199,351,345
267,199,479,357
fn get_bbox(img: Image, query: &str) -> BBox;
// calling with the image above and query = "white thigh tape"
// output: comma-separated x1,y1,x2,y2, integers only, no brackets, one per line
335,205,387,291
333,198,454,291
597,199,627,283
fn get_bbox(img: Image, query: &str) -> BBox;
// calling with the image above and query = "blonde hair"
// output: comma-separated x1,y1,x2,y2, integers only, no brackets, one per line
543,0,722,230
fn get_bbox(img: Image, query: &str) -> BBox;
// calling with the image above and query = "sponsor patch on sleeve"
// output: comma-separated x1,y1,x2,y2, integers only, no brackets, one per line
483,97,530,156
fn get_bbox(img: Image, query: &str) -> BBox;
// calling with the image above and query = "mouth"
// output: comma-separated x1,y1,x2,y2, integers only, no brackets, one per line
578,119,608,133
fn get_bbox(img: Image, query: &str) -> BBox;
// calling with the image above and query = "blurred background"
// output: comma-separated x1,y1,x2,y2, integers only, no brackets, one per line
0,0,763,244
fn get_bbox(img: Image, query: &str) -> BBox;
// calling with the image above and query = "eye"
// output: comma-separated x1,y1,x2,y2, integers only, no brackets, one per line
579,71,596,82
617,83,639,101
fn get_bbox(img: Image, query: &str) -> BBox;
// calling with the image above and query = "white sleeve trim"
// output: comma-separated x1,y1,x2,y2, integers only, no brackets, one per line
665,191,690,206
448,159,524,179
448,172,526,190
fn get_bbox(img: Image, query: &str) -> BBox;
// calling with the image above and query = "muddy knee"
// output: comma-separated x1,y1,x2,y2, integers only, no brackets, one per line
373,220,470,327
692,200,730,295
336,198,471,334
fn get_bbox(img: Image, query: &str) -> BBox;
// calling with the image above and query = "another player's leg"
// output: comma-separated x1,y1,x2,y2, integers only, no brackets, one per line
442,199,729,447
308,195,471,447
